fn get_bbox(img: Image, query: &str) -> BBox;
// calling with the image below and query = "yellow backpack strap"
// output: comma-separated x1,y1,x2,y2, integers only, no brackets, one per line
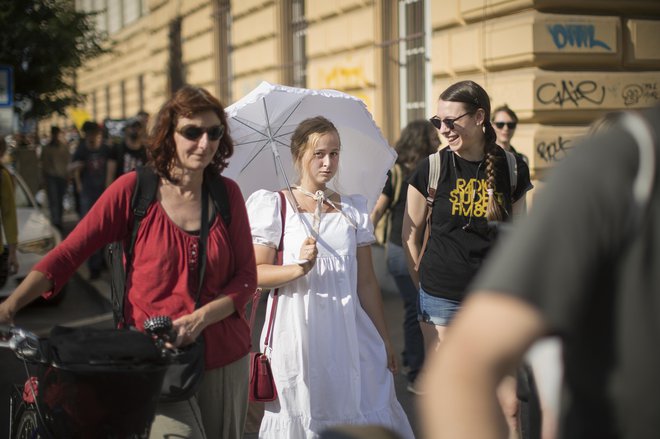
416,151,441,271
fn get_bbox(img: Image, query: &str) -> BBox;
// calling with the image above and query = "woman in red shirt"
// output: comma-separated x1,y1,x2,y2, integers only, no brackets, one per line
0,86,257,439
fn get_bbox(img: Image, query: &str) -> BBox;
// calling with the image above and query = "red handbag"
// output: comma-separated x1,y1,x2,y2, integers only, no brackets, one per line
248,191,286,403
248,291,278,402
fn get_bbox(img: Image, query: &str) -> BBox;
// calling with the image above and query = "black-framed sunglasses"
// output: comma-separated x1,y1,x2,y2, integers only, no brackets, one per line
494,122,517,130
429,111,471,130
176,124,225,141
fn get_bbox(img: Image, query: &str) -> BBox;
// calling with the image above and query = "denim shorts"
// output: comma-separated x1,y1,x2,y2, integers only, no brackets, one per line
418,287,461,326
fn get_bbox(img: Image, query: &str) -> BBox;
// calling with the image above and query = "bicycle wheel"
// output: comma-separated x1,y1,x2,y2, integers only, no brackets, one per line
15,409,40,439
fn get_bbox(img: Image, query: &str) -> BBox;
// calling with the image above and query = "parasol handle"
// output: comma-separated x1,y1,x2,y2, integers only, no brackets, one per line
271,142,314,238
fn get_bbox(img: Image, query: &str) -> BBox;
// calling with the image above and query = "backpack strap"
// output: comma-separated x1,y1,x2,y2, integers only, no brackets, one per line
415,151,441,271
503,149,518,195
205,171,232,227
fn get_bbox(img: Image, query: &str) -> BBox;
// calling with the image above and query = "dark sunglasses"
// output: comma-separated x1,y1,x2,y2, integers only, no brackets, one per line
176,124,225,141
494,122,517,130
429,111,471,130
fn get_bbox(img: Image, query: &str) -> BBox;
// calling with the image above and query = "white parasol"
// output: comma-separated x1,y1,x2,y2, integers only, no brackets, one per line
223,81,396,212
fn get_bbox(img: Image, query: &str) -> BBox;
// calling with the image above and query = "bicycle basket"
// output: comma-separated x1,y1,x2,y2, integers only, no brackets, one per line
36,326,168,439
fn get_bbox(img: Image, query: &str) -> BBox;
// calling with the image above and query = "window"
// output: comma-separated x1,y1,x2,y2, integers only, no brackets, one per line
399,0,431,126
92,89,98,121
291,0,307,88
138,74,145,111
120,80,126,118
122,0,141,26
105,85,111,118
107,0,122,34
213,0,232,103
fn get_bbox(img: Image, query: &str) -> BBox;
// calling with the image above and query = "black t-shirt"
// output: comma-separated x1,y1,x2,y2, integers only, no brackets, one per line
382,166,408,247
470,105,660,439
111,142,148,178
408,145,532,301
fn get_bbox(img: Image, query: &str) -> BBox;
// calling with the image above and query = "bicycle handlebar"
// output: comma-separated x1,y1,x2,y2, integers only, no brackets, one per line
0,325,46,362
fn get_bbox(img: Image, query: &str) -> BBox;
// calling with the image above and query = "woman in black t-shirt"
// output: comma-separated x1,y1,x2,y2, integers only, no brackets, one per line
402,80,532,436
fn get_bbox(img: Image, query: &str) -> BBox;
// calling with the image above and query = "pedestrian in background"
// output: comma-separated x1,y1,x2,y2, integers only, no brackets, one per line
0,137,19,281
71,121,112,280
402,80,532,438
247,116,414,439
0,85,257,439
419,105,660,439
106,117,149,184
492,105,528,164
371,119,439,394
41,126,71,231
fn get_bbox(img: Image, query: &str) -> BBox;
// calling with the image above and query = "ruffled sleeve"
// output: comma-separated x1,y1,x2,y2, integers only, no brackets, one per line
246,189,282,249
347,194,376,247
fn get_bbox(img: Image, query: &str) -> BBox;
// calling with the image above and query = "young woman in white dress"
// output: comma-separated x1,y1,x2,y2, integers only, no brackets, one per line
246,116,414,439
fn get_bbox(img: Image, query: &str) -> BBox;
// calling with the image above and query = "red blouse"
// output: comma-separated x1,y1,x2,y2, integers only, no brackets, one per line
35,171,257,369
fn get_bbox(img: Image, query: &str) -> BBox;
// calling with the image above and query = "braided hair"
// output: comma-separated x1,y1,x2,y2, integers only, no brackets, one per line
439,80,506,221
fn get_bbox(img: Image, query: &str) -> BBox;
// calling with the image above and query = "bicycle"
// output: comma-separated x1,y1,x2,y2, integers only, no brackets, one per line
1,316,176,439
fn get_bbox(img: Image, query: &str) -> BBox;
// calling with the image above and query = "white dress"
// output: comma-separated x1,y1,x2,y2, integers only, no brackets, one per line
246,190,414,439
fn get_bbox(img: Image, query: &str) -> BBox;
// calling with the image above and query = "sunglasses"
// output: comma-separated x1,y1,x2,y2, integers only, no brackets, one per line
494,122,517,130
429,112,471,130
176,124,225,141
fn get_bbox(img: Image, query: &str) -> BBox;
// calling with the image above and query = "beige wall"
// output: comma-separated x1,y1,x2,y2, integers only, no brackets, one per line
50,0,660,184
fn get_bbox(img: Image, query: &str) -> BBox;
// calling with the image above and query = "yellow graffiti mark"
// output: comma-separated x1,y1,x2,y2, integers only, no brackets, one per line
323,66,365,88
316,66,371,107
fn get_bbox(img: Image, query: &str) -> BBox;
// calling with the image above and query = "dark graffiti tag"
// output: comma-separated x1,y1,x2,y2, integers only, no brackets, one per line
536,80,606,107
547,24,612,51
536,136,574,163
622,83,659,106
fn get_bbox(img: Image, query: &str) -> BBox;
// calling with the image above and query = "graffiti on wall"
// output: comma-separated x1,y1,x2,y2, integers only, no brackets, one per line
546,24,612,51
536,79,606,107
316,65,371,107
536,135,575,164
622,82,660,106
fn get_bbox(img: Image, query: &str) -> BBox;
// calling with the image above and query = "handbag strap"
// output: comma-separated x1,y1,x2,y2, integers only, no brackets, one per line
249,191,287,348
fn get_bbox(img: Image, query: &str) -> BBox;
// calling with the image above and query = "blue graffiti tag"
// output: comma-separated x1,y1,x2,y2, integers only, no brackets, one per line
547,24,612,51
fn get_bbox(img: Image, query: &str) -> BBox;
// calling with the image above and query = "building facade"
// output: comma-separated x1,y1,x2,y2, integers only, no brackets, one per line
65,0,660,180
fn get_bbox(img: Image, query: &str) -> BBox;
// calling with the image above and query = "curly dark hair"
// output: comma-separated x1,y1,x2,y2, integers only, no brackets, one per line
148,85,233,182
395,120,440,175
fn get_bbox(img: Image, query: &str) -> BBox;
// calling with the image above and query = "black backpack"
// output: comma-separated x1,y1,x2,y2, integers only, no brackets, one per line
107,166,232,326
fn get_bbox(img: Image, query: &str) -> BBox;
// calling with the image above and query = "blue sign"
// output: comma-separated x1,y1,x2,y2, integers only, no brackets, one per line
0,65,14,107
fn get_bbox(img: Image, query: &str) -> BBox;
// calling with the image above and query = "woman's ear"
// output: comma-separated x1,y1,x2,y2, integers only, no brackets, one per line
474,108,486,127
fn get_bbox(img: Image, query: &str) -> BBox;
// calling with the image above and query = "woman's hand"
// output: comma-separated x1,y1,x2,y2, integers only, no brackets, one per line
172,312,205,348
385,340,398,374
0,302,14,325
298,237,318,273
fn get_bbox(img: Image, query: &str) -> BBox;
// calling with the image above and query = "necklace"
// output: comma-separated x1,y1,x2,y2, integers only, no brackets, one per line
291,185,356,233
451,152,484,232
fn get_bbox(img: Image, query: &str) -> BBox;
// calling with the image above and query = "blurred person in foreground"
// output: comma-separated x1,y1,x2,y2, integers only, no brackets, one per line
420,104,660,439
0,86,257,439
